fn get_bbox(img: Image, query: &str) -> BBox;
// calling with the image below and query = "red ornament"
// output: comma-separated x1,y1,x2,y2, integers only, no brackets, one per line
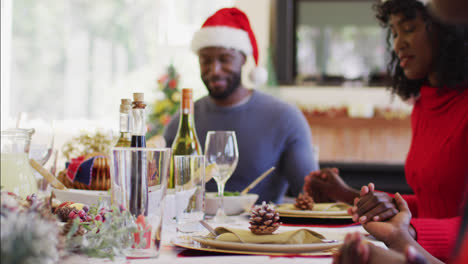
168,79,177,89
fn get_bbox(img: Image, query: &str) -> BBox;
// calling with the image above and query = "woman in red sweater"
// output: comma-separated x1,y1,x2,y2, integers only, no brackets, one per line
331,195,468,264
304,0,468,261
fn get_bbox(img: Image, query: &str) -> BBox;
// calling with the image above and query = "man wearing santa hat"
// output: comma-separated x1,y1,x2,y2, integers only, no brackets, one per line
164,7,318,204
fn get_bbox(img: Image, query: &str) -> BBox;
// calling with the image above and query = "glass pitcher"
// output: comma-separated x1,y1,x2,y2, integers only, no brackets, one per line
1,128,38,197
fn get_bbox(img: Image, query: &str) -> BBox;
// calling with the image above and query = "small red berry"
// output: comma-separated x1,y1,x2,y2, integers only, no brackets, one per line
69,211,77,219
78,210,86,218
95,215,102,221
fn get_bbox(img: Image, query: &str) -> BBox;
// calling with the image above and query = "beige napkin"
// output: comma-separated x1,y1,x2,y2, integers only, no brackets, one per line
208,227,325,244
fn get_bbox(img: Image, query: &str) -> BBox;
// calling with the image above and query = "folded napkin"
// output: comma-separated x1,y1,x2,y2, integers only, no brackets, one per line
208,227,325,244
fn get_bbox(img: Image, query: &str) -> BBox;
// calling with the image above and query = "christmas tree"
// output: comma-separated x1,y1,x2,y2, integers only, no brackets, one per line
147,64,180,138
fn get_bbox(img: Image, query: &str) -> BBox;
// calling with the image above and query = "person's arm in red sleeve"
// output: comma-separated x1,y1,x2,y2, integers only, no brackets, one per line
452,232,468,264
410,216,461,262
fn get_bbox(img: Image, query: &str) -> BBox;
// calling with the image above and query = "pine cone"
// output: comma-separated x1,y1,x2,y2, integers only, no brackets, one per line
295,193,315,210
249,201,281,235
55,206,76,222
61,219,85,237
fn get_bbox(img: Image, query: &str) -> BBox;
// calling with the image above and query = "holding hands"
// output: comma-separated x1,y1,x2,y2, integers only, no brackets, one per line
350,183,399,223
333,193,440,264
361,192,415,249
350,183,417,242
332,232,428,264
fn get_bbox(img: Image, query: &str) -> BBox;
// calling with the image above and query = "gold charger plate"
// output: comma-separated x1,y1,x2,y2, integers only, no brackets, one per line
277,203,352,219
183,236,342,254
192,237,342,254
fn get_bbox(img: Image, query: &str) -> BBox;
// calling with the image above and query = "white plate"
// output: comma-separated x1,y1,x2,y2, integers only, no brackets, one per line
190,236,342,254
172,239,338,256
52,188,110,206
276,203,351,217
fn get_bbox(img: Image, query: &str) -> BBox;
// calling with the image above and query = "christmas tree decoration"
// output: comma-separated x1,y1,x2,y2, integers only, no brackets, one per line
295,193,315,210
147,64,181,138
249,201,281,235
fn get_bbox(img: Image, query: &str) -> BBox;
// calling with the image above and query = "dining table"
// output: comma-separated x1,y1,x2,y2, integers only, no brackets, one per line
61,214,386,264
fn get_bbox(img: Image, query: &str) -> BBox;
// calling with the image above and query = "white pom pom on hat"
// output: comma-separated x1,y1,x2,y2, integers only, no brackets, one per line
191,7,268,86
249,66,268,86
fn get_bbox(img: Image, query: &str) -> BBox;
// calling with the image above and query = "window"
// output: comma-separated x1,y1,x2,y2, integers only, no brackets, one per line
1,0,234,130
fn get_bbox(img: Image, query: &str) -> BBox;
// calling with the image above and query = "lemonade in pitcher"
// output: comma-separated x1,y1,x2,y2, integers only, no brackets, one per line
0,128,38,197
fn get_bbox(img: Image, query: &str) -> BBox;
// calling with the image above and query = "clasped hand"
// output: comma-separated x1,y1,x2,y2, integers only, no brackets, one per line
303,168,352,203
350,183,398,224
333,194,424,264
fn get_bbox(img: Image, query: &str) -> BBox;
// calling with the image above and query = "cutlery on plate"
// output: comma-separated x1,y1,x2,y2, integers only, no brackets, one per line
199,220,218,236
240,167,275,195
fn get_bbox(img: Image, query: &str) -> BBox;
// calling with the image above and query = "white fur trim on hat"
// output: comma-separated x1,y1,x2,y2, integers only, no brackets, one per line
191,26,253,55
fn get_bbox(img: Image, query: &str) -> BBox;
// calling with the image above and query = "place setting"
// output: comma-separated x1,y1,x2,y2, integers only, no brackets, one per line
171,158,344,256
172,206,343,257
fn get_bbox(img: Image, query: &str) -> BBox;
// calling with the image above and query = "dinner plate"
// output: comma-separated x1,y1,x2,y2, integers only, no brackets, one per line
187,236,342,254
276,203,352,219
172,236,342,256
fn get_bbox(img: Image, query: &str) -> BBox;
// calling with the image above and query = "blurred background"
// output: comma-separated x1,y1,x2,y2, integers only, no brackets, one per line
1,0,411,192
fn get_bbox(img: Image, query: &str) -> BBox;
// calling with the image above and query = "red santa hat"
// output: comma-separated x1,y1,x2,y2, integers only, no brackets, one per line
191,7,268,86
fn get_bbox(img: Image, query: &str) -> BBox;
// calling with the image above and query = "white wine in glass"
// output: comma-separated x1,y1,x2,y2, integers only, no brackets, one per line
204,131,239,222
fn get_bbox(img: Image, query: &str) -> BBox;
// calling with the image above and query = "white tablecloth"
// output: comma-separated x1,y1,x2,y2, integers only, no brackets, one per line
63,215,385,264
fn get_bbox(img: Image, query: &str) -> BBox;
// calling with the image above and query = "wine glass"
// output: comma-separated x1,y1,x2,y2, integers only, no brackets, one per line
204,131,239,222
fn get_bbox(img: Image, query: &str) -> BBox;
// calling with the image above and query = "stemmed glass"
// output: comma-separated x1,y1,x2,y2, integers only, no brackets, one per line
205,131,239,222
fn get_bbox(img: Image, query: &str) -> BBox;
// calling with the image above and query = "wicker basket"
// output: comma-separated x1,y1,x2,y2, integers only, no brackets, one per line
57,153,111,191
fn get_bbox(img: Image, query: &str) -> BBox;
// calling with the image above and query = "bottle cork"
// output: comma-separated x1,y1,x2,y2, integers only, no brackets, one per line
182,88,192,96
181,88,193,113
120,99,132,113
132,93,146,109
133,93,144,102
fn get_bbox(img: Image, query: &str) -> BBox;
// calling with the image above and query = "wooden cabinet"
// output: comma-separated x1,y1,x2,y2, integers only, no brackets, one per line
304,115,411,163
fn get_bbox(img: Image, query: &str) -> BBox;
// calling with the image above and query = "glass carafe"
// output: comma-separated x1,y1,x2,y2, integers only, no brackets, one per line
1,128,38,197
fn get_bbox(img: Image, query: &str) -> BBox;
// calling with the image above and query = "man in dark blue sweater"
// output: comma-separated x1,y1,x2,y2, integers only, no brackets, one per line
163,8,318,204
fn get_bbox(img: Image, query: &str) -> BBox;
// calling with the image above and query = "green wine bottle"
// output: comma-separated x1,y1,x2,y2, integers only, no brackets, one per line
115,98,132,147
169,88,202,189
